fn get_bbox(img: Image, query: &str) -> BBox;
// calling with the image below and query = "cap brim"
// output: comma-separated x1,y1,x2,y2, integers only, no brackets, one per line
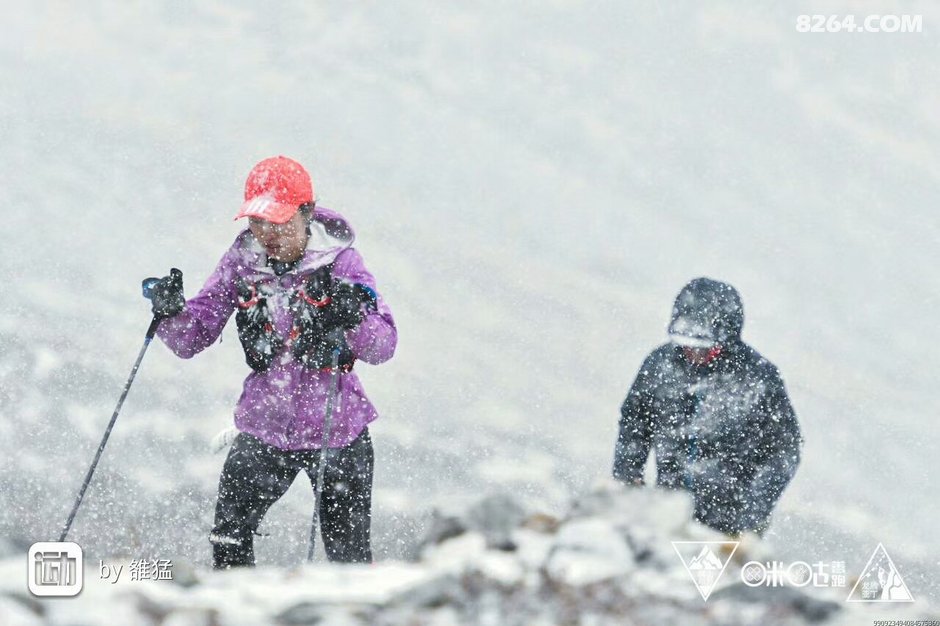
233,196,298,224
669,333,717,349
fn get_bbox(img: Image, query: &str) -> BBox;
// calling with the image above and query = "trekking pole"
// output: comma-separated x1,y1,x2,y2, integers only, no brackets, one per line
308,347,341,562
59,314,161,542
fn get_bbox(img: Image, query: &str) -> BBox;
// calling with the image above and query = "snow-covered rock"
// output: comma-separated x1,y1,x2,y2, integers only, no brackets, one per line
545,518,634,586
2,485,937,625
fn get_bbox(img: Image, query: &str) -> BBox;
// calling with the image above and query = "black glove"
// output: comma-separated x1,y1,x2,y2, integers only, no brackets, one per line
323,281,366,330
147,268,185,319
235,281,284,373
291,268,357,369
291,309,356,370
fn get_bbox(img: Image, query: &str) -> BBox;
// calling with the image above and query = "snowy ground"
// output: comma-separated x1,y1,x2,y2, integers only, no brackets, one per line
5,487,937,625
1,0,938,621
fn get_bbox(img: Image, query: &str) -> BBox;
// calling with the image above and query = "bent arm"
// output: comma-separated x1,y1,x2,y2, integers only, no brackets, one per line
332,248,397,365
613,356,657,484
156,249,238,359
742,378,802,527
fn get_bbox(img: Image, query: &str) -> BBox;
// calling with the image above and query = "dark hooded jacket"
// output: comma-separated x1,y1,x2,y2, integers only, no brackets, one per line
613,278,802,534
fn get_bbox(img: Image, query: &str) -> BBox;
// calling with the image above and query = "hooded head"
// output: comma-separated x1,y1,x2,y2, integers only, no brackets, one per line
668,277,744,349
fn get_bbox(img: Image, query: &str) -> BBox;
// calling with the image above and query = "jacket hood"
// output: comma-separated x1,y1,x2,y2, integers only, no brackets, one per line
235,205,356,277
668,277,744,346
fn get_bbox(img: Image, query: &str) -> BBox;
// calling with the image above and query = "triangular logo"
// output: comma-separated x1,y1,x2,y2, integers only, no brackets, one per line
846,543,914,602
672,541,739,601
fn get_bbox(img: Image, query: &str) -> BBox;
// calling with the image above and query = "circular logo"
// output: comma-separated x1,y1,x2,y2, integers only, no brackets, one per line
741,561,767,587
787,561,813,587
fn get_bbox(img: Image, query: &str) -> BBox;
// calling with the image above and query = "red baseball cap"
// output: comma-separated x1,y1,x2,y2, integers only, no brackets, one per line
233,156,314,224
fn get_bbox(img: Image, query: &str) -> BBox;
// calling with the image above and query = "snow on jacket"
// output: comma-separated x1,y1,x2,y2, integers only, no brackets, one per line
613,278,802,534
156,207,397,450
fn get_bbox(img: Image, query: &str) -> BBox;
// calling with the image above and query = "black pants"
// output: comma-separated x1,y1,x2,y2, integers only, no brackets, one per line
210,428,374,568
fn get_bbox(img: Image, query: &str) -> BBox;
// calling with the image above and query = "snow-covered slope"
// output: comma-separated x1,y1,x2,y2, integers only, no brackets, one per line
5,487,936,625
1,0,938,617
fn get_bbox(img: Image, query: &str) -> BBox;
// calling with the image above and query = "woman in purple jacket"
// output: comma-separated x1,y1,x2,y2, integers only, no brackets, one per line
146,156,397,568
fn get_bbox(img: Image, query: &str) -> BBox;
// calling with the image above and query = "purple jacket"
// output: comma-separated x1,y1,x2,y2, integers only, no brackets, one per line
156,207,397,450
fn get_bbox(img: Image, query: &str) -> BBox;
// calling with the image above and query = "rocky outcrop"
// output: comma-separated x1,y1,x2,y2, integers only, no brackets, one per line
2,483,935,625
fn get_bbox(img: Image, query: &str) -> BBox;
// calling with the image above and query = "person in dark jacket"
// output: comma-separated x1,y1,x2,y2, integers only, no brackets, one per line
613,278,802,535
